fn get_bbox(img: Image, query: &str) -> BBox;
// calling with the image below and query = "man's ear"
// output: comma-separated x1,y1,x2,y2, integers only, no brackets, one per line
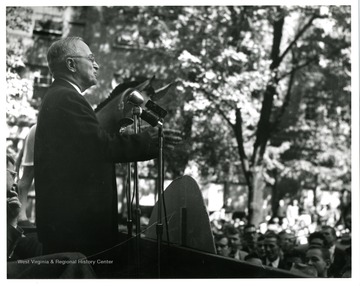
65,58,77,73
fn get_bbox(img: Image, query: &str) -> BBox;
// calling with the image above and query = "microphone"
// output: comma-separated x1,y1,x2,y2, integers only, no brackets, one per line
126,89,144,106
140,100,167,127
145,100,167,118
140,109,163,127
124,90,166,127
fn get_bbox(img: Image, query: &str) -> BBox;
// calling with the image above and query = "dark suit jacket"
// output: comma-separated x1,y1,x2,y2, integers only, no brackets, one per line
328,246,348,278
34,79,156,256
7,225,42,261
274,259,288,270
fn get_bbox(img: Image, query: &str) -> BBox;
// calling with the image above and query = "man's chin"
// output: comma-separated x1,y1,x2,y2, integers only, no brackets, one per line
87,79,98,89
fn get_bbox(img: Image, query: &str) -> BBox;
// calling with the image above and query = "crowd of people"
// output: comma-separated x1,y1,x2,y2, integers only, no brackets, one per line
210,199,352,278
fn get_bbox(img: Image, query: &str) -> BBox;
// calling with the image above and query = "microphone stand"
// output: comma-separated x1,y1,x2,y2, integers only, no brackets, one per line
156,119,164,278
126,162,132,239
132,106,141,277
118,117,136,273
129,97,167,277
139,100,168,278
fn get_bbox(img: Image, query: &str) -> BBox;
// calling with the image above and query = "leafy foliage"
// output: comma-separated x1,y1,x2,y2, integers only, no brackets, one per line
6,7,33,33
6,6,352,217
6,7,38,154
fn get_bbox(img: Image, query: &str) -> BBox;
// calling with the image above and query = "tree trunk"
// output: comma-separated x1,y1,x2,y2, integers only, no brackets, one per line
248,9,285,225
251,165,266,225
232,9,319,225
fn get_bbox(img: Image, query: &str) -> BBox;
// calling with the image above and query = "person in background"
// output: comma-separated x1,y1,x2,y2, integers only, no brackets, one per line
293,231,327,260
225,226,248,260
267,217,282,233
290,260,317,277
286,199,299,227
284,249,305,273
278,230,297,269
7,153,42,261
16,124,37,226
276,199,287,225
308,231,327,248
304,246,331,278
321,225,348,278
7,153,96,278
215,234,231,257
255,234,266,264
263,231,288,270
242,224,258,253
340,246,351,278
7,153,22,259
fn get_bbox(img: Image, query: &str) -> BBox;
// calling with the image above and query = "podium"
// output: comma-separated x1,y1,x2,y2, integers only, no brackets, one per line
145,175,216,254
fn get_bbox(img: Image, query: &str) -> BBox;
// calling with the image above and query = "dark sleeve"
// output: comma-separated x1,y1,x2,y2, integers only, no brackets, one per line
7,225,23,260
51,90,157,163
13,232,43,260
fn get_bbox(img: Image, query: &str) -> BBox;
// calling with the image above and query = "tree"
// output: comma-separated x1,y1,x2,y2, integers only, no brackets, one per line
6,6,351,225
6,7,38,155
274,6,351,200
149,6,351,223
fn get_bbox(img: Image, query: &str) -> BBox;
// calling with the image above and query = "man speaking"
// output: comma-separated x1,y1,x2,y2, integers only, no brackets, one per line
35,37,180,256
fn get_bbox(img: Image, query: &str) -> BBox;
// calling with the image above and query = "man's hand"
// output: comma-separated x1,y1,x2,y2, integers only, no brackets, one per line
147,128,182,151
7,184,21,226
163,129,183,150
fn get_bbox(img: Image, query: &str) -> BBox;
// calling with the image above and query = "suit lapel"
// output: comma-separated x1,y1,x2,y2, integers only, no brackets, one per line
51,79,95,111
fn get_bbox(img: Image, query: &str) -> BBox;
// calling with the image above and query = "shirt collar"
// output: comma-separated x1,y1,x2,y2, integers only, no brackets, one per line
267,256,280,268
329,244,336,261
60,78,84,96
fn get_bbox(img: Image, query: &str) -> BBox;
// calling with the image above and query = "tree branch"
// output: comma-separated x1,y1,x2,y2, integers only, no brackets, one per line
214,103,234,127
270,7,285,70
233,108,253,193
273,13,321,69
200,88,236,127
278,56,319,81
271,62,296,134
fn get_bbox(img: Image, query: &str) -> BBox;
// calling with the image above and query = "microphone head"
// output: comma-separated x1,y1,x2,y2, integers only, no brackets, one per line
140,109,159,127
127,89,144,106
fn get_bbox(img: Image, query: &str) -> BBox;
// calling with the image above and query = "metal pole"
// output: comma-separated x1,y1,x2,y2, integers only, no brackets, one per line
156,122,164,278
126,163,132,239
132,106,141,277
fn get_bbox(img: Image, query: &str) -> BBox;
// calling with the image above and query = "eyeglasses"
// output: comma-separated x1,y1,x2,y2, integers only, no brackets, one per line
67,54,96,64
7,169,17,179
